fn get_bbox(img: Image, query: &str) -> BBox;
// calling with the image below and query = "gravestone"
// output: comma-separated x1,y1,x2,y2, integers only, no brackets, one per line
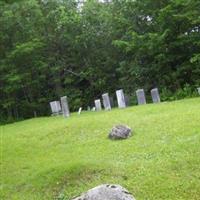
151,88,160,103
125,95,130,106
102,93,111,110
92,107,96,111
95,99,102,111
72,184,135,200
60,96,70,117
197,87,200,95
136,89,146,105
50,101,61,115
109,125,132,140
116,89,126,108
109,96,114,107
87,106,91,111
78,107,82,115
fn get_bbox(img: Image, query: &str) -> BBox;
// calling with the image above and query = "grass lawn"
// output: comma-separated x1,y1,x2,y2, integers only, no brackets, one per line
1,98,200,200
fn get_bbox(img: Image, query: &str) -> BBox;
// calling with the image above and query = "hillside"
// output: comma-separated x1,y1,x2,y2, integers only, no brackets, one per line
1,98,200,200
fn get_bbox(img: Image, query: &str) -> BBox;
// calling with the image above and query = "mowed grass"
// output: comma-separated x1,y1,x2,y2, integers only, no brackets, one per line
1,98,200,200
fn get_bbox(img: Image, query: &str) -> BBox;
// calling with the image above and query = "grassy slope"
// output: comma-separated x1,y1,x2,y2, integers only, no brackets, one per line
1,98,200,200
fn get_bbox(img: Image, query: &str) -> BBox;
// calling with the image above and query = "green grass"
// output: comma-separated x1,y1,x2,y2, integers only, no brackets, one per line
1,98,200,200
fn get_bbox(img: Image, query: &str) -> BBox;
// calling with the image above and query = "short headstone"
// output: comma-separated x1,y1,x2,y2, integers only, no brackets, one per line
92,107,96,111
94,99,102,111
72,184,135,200
102,93,111,110
60,96,70,117
116,89,126,108
78,107,82,115
151,88,160,103
109,125,132,140
87,106,91,111
197,87,200,95
50,101,61,115
136,89,146,105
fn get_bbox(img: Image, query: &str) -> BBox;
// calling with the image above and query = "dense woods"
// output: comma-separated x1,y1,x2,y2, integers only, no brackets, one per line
0,0,200,123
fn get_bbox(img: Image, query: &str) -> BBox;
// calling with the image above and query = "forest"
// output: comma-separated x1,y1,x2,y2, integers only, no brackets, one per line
0,0,200,123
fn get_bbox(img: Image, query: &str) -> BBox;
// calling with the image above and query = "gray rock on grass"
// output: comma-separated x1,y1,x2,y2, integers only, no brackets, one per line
72,184,135,200
109,125,132,140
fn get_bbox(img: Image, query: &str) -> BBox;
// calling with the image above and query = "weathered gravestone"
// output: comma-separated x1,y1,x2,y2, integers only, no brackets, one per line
109,96,114,107
50,101,61,115
116,89,126,108
197,87,200,95
125,95,130,106
87,106,91,111
60,96,70,117
136,89,146,105
109,125,132,140
151,88,160,103
72,184,135,200
95,99,102,111
102,93,111,110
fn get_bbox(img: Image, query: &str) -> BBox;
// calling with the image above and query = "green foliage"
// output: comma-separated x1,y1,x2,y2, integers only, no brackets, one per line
1,98,200,199
0,0,200,122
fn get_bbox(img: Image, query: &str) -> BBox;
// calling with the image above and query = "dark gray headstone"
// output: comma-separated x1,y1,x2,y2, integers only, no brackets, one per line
151,88,160,103
60,96,70,117
94,99,102,111
125,95,130,106
50,101,61,115
136,89,146,105
109,97,114,107
72,184,135,200
116,89,126,108
109,125,132,140
102,93,111,110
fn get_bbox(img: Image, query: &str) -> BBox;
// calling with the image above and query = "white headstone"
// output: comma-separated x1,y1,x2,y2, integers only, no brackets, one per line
78,107,82,115
95,99,102,111
197,87,200,95
92,107,96,111
60,96,70,117
151,88,160,103
116,89,126,108
136,89,146,105
50,101,61,115
102,93,111,110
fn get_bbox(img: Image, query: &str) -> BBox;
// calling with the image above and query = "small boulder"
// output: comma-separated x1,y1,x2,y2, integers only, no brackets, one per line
109,125,132,140
72,184,135,200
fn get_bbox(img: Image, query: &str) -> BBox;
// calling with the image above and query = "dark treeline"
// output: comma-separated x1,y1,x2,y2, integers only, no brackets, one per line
0,0,200,123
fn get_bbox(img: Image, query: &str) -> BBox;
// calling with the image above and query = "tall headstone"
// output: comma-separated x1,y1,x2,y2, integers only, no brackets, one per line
136,89,146,105
60,96,70,117
197,87,200,95
116,89,126,108
94,99,102,111
50,101,61,115
109,96,114,107
151,88,160,103
78,107,82,115
102,93,111,110
125,95,130,106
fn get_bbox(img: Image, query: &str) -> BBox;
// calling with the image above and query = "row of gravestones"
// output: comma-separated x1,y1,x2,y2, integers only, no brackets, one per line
94,88,160,111
50,87,200,116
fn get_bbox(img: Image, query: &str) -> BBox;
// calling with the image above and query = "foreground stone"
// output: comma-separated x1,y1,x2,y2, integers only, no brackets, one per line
109,125,132,140
72,184,135,200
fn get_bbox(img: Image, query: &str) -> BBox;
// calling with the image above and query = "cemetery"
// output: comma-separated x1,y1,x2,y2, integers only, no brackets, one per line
1,0,200,200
